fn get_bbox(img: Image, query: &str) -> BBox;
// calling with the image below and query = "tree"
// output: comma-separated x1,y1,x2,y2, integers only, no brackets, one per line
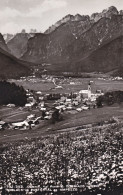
42,111,46,118
97,91,123,107
96,96,103,107
52,109,60,124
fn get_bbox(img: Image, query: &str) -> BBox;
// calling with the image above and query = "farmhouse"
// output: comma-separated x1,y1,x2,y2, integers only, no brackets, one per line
7,104,15,107
12,121,29,129
36,91,42,95
27,114,36,121
25,102,34,108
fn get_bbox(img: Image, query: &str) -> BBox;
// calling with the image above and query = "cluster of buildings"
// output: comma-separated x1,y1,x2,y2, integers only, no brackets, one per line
24,82,103,124
0,82,104,131
50,82,103,113
98,76,123,81
0,121,122,194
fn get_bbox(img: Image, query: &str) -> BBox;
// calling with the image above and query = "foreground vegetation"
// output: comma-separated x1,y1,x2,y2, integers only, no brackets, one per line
0,121,123,194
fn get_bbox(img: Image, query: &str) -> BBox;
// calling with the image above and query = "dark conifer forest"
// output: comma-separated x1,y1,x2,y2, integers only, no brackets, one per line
0,81,27,106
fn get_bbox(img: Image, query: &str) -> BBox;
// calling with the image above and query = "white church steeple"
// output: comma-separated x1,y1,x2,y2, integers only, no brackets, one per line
88,82,91,100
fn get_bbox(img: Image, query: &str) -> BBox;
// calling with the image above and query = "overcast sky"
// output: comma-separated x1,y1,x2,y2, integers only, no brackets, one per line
0,0,123,34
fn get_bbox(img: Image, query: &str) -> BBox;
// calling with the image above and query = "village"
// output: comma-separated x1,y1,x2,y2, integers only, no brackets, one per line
0,78,104,131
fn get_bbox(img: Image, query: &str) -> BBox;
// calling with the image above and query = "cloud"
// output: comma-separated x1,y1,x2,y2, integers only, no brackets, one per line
0,0,67,20
28,0,67,17
0,22,21,34
0,7,21,19
0,21,39,34
0,0,42,12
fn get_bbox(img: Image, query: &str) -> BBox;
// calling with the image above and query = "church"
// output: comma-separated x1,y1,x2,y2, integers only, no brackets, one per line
79,82,92,100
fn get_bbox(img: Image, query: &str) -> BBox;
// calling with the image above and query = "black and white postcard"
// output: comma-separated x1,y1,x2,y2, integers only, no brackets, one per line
0,0,123,194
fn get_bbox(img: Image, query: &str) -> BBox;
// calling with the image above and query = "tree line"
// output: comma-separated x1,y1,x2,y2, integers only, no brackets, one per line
96,91,123,107
0,80,27,106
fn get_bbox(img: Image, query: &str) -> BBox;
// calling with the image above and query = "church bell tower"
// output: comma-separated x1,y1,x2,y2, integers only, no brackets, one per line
88,82,91,100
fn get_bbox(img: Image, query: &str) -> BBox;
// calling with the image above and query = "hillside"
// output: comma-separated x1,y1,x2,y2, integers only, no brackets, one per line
0,47,31,79
71,35,123,73
47,36,123,74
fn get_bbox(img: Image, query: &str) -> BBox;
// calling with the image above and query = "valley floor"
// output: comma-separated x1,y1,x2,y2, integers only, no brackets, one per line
0,77,123,194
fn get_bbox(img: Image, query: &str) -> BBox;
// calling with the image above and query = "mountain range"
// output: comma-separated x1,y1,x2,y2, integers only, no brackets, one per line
1,6,123,77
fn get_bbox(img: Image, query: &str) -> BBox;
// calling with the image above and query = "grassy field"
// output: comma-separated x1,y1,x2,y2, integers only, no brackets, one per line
0,106,41,122
0,103,123,144
9,78,123,94
39,103,123,132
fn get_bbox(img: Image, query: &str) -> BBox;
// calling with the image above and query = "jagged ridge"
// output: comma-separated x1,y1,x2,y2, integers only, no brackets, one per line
13,6,123,75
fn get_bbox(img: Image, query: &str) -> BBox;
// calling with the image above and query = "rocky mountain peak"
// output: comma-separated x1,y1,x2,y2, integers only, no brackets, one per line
103,6,118,16
91,6,118,22
45,13,90,34
107,6,118,13
74,14,90,21
63,14,74,21
119,10,123,15
45,14,74,34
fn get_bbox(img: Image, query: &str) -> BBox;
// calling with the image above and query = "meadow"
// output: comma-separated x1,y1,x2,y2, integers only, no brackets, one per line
0,106,41,123
9,77,123,94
